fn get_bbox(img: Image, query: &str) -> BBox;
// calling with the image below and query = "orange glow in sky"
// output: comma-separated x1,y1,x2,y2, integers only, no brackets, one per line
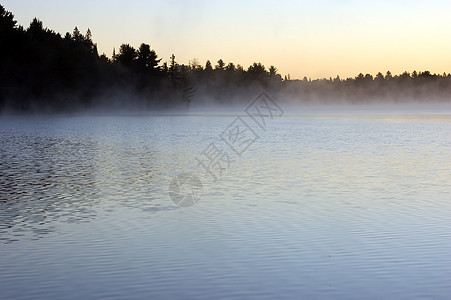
3,0,451,79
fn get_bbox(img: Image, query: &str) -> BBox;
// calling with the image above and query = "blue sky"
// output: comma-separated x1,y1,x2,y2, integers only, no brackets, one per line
3,0,451,79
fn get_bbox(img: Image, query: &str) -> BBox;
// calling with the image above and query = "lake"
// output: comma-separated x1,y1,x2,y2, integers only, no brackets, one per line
0,108,450,299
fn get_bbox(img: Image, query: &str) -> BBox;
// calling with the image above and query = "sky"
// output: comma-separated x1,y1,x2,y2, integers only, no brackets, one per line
3,0,451,79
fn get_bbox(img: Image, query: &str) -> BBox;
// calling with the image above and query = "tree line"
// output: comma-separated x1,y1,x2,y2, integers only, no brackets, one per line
1,5,450,112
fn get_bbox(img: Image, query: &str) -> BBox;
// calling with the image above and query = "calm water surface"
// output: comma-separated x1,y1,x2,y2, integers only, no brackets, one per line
0,112,450,299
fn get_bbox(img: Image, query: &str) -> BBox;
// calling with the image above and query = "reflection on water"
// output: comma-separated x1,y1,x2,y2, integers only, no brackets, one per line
0,114,450,299
0,117,177,243
0,135,99,241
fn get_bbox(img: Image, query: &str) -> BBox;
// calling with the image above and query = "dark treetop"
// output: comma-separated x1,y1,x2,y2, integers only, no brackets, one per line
1,5,450,113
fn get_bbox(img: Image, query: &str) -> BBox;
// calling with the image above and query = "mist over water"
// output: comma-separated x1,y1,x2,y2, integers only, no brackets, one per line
2,3,451,299
1,106,450,299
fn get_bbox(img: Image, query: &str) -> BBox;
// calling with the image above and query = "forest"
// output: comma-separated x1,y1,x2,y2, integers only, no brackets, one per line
1,5,450,113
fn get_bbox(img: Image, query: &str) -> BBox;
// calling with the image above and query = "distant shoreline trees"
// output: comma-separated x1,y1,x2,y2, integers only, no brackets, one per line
0,5,450,113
